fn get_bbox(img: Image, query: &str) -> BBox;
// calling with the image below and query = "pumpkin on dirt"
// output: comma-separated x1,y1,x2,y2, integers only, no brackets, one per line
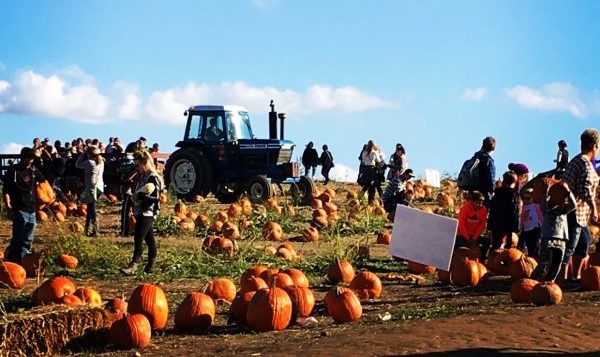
105,296,129,321
56,254,78,269
281,268,309,288
276,248,295,261
349,270,382,299
259,268,280,284
60,294,83,306
376,231,392,245
284,285,315,318
127,283,169,330
241,266,268,283
229,291,256,326
302,226,319,242
175,292,216,331
222,222,241,240
407,261,437,274
202,278,237,303
509,256,538,281
323,286,362,323
174,200,187,216
263,221,283,241
36,181,56,205
246,286,293,332
179,218,196,232
106,193,118,204
227,203,243,218
240,276,269,293
36,210,49,222
73,287,103,307
35,276,77,304
450,259,487,287
69,221,85,234
53,211,66,223
0,261,26,289
510,278,538,303
109,313,152,349
239,198,253,215
277,243,298,258
531,282,563,306
51,201,67,216
327,258,355,284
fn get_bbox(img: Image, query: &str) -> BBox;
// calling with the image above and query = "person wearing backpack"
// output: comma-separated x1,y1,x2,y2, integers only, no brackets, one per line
458,136,496,207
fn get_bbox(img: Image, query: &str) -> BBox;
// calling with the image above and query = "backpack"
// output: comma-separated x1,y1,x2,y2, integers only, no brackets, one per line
457,154,481,190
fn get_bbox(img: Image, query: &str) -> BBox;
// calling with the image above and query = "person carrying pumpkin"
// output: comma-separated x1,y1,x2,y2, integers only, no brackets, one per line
532,181,576,282
120,151,163,275
2,147,47,264
455,191,489,261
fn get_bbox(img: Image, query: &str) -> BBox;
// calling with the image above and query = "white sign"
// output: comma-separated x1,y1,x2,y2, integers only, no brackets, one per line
389,205,458,271
425,169,441,188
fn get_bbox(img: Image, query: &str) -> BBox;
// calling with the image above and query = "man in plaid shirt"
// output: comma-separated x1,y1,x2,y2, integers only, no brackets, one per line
561,129,600,282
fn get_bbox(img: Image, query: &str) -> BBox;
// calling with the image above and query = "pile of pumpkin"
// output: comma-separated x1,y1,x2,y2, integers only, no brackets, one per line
0,252,79,289
102,259,382,350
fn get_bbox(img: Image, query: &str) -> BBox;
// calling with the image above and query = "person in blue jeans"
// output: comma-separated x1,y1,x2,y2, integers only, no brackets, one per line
2,147,46,263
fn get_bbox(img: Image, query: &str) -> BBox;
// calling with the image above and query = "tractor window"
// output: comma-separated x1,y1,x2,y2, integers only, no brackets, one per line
203,115,225,142
226,111,253,141
186,114,202,140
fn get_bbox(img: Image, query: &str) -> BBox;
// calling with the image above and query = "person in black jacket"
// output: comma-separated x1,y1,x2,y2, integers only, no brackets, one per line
488,171,520,250
302,142,319,178
2,147,46,263
319,145,335,185
475,136,497,207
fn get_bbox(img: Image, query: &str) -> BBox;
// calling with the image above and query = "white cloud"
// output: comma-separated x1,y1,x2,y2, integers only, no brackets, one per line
462,87,488,101
0,70,110,123
0,67,390,125
0,142,25,154
313,163,359,183
506,82,587,118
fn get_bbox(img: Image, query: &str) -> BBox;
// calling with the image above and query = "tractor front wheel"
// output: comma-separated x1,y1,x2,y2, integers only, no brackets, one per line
247,175,273,203
291,175,315,206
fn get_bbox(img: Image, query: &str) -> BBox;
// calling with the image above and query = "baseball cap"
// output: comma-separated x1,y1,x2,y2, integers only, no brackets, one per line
404,169,415,178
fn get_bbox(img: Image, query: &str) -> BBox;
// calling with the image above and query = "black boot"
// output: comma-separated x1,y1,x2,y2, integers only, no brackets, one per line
144,260,154,274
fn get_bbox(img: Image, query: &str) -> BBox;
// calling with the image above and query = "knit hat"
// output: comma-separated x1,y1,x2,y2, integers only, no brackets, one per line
508,163,529,176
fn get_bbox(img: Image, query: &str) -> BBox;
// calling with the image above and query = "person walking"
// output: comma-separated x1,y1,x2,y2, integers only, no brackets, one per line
120,151,163,275
2,148,46,263
561,129,600,283
319,145,335,185
76,145,105,236
360,140,381,204
301,142,319,178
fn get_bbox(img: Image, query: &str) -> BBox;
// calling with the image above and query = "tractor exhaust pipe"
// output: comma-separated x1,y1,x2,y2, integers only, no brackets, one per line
269,100,277,140
278,112,286,140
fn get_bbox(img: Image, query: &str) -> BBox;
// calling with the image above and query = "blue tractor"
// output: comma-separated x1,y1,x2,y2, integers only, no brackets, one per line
164,102,315,204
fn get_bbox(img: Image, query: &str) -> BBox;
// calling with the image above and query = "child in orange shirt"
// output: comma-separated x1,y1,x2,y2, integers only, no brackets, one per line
455,191,489,261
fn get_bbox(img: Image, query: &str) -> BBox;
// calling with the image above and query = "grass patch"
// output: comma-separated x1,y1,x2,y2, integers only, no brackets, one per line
389,304,457,321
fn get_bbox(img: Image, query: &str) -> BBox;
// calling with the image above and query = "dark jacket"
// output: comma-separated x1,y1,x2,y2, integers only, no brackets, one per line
302,147,319,167
488,186,519,233
474,151,496,204
2,162,44,213
319,150,334,169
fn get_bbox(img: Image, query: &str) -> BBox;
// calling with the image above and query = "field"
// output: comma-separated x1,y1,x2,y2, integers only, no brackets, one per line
1,181,600,356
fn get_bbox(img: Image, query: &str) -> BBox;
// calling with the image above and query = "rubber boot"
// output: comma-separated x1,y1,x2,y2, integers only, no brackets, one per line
120,262,138,276
144,260,154,274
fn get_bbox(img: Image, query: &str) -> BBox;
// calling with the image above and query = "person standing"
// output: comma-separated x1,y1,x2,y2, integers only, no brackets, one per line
561,129,600,283
76,145,105,236
387,143,408,180
120,151,163,275
2,148,45,263
301,142,319,178
474,137,496,207
554,140,569,179
488,171,520,250
319,144,335,185
360,140,381,204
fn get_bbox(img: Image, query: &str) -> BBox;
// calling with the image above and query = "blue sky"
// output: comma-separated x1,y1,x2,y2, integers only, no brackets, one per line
1,1,600,181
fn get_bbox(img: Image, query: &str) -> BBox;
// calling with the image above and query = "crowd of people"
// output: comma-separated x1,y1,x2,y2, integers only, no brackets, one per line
301,142,335,185
1,135,163,275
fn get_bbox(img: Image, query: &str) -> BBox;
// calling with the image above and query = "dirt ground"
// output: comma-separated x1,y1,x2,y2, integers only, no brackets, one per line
3,197,600,356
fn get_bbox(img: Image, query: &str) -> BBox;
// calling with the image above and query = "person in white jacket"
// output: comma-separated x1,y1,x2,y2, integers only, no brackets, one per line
76,145,105,236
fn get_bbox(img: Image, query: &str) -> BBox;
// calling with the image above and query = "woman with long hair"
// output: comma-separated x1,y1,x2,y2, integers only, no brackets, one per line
120,151,163,275
75,145,105,236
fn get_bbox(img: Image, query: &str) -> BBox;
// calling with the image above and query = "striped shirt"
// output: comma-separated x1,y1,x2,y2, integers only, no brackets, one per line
562,153,599,226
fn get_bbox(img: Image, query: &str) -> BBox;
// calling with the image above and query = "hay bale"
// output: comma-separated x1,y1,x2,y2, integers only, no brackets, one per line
0,305,111,356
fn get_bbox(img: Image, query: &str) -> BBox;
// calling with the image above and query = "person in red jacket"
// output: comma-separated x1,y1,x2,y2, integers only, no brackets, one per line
455,191,489,261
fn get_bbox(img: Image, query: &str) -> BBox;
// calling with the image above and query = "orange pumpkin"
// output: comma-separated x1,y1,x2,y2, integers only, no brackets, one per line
327,258,355,284
208,236,237,257
0,261,26,289
239,198,253,215
61,294,83,306
263,221,283,241
106,193,118,204
531,282,563,306
276,248,295,261
259,268,280,284
240,276,268,293
510,278,538,303
159,191,168,205
323,202,338,216
69,221,85,234
323,286,362,323
51,201,67,216
222,222,241,240
451,259,487,287
127,284,169,330
301,226,319,242
376,231,392,245
53,211,66,223
229,291,256,326
105,296,128,321
281,268,309,288
36,276,77,304
175,292,216,331
509,256,538,281
349,270,382,299
227,203,243,218
209,220,224,233
407,261,437,274
202,278,237,303
494,248,523,275
174,200,187,216
215,210,229,223
109,314,152,349
311,198,323,209
581,266,600,291
241,265,268,283
77,204,87,217
195,214,210,228
56,254,78,269
179,218,196,232
312,215,329,229
36,210,48,222
284,285,315,318
194,195,204,203
246,286,293,332
268,272,295,289
73,287,103,307
36,181,56,205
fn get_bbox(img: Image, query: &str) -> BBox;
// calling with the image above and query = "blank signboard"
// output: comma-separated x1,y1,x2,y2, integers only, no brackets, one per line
389,204,458,271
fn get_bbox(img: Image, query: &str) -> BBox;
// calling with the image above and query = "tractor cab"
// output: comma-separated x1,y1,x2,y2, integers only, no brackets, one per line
165,102,314,204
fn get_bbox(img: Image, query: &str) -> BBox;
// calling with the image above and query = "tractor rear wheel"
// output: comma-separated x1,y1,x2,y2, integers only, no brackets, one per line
291,175,315,206
247,175,273,203
165,148,213,201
